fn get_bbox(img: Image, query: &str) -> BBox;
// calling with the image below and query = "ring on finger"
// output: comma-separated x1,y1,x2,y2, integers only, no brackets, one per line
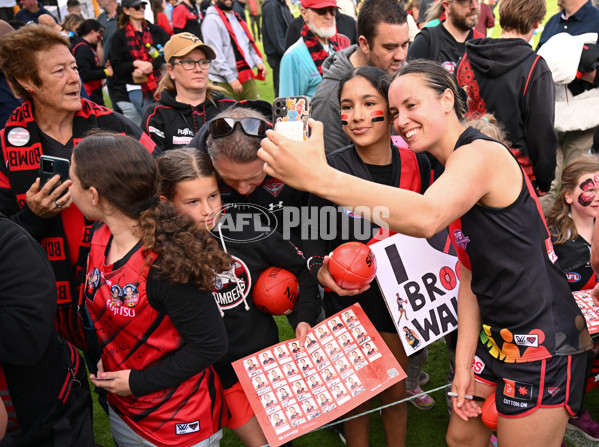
55,200,61,209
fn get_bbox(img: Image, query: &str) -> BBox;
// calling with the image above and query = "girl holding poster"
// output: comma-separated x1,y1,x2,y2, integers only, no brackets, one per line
259,59,594,447
546,155,599,441
303,66,433,446
157,147,320,447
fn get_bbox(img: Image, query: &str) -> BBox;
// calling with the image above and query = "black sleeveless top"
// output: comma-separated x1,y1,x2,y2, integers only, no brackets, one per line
449,127,593,362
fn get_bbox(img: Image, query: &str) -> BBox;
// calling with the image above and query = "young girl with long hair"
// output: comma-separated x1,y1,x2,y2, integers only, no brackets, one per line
546,155,599,443
259,59,594,447
547,155,599,291
157,147,320,446
304,65,433,446
72,132,230,447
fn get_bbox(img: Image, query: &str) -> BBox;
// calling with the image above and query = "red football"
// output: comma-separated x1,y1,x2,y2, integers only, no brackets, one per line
253,267,299,315
481,393,498,431
328,242,377,290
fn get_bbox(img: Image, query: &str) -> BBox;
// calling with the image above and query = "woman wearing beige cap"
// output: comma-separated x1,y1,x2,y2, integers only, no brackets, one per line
142,32,235,151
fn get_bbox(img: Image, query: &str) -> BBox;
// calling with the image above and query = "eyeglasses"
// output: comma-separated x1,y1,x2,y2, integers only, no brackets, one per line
210,117,271,139
450,0,479,5
310,6,337,16
131,3,146,10
172,59,211,70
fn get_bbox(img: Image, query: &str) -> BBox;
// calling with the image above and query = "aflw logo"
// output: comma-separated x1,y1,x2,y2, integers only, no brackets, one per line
176,421,200,435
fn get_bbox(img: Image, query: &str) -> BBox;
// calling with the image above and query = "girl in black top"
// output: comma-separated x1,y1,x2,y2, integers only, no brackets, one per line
304,66,431,446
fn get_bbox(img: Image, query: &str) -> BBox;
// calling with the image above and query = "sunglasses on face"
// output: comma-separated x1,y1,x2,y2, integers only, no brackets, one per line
310,6,337,15
209,117,271,139
131,3,146,10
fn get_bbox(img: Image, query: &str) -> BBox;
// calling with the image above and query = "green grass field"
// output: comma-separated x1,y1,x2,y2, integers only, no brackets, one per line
92,4,599,445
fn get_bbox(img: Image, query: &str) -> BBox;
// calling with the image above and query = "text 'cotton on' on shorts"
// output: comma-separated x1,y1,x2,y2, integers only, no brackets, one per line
224,381,255,429
472,344,590,419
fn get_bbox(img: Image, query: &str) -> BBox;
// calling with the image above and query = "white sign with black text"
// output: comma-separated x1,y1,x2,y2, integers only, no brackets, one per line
370,231,460,354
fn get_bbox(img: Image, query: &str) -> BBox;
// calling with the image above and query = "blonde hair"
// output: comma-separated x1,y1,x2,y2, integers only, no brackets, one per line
468,114,511,146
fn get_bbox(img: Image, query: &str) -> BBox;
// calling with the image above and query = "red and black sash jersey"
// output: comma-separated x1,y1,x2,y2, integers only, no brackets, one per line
0,99,157,350
449,127,593,363
86,224,224,446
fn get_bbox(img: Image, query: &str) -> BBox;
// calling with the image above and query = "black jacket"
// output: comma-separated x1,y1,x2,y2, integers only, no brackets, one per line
261,0,294,63
211,223,321,388
0,215,93,446
142,89,235,151
109,23,170,103
457,38,557,192
71,36,107,106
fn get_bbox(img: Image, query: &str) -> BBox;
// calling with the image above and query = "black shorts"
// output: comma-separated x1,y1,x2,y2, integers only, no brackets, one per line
473,343,589,418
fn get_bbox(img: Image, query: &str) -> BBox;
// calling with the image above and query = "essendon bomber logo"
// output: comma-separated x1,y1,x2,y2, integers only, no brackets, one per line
212,256,252,310
263,178,285,197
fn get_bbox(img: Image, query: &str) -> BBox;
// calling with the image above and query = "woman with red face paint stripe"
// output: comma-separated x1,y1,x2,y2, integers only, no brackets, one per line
303,65,432,447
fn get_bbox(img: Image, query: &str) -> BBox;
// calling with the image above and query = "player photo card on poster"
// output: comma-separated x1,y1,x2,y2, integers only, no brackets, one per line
232,304,406,447
275,345,290,360
261,350,277,368
305,334,318,350
253,374,270,395
302,397,320,420
243,357,262,377
343,309,358,328
370,231,460,354
572,290,599,335
339,332,356,353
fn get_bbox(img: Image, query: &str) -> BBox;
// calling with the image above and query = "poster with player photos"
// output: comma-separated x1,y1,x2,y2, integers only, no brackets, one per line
232,304,405,447
572,290,599,335
370,231,460,354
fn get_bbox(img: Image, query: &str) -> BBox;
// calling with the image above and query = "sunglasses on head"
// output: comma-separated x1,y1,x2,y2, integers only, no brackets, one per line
210,117,271,139
131,3,146,10
310,6,337,15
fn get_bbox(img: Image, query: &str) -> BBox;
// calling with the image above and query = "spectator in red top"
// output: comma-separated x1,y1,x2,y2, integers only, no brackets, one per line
474,1,494,36
152,0,173,34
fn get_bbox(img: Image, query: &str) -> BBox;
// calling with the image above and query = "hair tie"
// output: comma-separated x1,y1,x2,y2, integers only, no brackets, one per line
138,196,160,213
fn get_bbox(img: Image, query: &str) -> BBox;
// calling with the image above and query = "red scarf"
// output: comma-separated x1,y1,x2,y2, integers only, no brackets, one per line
215,5,265,83
124,21,159,97
300,23,350,76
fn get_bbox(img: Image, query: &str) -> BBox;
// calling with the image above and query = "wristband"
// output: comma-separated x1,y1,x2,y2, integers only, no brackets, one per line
104,68,110,77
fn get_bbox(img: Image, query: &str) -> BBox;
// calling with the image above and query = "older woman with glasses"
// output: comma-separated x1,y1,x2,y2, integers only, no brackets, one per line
142,33,235,151
109,0,170,125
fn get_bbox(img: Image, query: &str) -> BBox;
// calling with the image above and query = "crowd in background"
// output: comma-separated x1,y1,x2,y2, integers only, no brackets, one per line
1,0,599,446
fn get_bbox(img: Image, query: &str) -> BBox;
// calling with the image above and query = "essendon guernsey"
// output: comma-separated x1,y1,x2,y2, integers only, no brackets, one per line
85,224,224,446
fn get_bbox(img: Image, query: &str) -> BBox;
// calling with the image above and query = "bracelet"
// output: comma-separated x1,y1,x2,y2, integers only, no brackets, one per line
104,68,110,77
